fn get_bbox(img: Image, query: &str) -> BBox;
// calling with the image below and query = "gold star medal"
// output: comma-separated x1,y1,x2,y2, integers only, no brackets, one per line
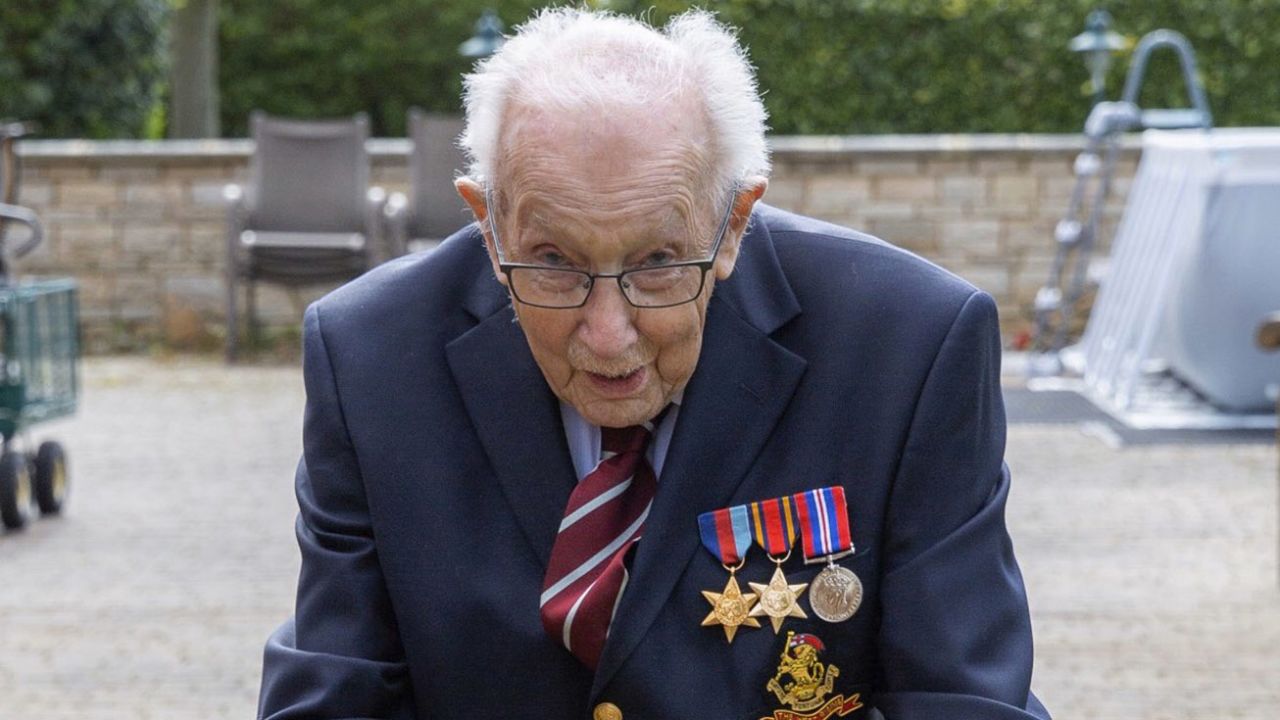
701,567,760,642
698,505,760,643
747,496,807,633
750,563,809,632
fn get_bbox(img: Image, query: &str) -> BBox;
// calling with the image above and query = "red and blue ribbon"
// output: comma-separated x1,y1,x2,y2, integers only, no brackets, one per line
749,495,798,557
795,486,853,561
698,505,752,566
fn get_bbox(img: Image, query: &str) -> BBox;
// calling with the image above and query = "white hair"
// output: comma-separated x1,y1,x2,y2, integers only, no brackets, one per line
459,8,770,195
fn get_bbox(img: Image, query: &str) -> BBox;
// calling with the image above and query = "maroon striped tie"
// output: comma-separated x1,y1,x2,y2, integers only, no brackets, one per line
540,420,658,670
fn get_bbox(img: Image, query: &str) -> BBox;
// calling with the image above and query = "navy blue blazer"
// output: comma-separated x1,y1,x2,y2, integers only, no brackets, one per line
258,205,1050,720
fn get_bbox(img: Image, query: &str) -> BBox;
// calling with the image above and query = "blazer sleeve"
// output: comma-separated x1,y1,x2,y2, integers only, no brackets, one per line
257,304,416,720
875,291,1051,720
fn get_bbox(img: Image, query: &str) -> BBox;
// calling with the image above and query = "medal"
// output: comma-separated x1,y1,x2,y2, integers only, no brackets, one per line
747,496,807,633
810,563,863,623
796,486,862,623
700,572,759,643
698,505,760,642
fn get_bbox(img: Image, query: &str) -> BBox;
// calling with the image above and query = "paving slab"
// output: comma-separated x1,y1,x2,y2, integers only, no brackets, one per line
0,357,1275,719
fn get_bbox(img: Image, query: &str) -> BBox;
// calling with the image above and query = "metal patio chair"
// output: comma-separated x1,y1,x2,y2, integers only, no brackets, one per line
224,111,385,361
383,109,471,255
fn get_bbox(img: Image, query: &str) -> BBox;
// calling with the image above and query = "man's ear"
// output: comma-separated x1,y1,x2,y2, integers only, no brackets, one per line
713,176,768,282
455,177,507,286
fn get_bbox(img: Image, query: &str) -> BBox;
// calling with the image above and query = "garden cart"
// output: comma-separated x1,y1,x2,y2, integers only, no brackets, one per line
0,121,78,530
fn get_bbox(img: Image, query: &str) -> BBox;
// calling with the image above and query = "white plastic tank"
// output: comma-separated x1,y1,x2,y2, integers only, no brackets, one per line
1080,129,1280,412
1158,129,1280,410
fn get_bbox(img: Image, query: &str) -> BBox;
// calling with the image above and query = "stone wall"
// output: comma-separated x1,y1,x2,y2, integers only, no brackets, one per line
13,135,1138,353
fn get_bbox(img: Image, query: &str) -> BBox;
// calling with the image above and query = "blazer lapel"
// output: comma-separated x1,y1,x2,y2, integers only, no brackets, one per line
592,210,807,693
445,299,577,570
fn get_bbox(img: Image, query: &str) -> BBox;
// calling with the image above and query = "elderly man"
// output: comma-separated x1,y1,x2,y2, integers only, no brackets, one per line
259,9,1049,720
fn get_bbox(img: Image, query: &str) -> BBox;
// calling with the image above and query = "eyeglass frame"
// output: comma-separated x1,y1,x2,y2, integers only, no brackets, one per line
483,184,739,309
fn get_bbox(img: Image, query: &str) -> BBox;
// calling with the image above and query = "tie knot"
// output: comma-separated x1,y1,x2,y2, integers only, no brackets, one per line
601,424,650,455
600,405,671,455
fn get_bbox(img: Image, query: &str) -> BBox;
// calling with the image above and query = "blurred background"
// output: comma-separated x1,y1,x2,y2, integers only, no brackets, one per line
0,1,1276,719
5,1,1279,139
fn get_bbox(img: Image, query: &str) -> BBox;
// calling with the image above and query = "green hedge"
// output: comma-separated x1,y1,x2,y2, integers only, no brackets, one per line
630,0,1280,134
218,0,549,137
0,0,169,139
7,1,1275,138
219,0,1280,137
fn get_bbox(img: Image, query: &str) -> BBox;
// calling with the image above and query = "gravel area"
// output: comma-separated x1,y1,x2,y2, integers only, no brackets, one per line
0,356,1275,719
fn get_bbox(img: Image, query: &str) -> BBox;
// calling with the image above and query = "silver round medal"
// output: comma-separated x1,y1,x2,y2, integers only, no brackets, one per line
810,564,862,622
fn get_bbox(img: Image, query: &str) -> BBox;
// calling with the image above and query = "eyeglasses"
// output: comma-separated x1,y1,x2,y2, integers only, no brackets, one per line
484,186,737,309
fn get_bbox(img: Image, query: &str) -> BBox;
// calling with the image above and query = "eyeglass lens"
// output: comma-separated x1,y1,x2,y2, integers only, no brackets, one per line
509,265,706,308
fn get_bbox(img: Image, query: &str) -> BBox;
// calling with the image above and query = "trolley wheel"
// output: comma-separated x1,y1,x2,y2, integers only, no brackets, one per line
0,450,33,530
34,441,68,516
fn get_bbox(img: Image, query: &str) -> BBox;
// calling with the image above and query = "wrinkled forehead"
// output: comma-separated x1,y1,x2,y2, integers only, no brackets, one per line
491,98,719,217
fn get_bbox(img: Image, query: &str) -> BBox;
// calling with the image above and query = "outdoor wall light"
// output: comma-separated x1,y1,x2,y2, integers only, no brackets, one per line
460,9,507,59
1069,9,1127,106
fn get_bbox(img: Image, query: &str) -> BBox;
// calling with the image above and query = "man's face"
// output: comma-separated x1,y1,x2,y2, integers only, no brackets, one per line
466,106,754,428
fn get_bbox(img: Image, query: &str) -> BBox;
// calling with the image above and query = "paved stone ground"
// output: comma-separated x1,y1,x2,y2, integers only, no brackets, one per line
0,357,1275,719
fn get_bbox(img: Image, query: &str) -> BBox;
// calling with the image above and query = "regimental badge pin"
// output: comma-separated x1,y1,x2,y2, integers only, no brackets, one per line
760,632,863,720
747,495,807,633
698,505,761,643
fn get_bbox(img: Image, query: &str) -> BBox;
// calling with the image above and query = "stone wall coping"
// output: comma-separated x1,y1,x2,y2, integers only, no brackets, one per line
17,138,413,162
769,133,1142,155
17,133,1141,163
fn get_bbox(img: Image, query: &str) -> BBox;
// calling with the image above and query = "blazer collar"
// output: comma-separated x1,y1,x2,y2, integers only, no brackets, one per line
458,222,511,322
446,210,807,689
711,206,801,335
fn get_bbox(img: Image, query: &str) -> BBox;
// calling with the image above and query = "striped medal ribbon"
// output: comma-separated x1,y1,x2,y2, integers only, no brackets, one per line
697,505,760,642
795,486,863,623
746,496,808,633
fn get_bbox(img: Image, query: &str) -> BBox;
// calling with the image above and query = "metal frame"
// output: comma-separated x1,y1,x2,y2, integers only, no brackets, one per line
1028,30,1212,370
0,279,80,440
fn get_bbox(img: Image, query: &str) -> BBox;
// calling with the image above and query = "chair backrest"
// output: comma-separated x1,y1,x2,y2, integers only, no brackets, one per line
248,111,369,233
407,109,471,240
0,122,39,259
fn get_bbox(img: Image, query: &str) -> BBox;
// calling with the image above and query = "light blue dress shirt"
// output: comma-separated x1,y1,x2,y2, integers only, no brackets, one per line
559,396,682,482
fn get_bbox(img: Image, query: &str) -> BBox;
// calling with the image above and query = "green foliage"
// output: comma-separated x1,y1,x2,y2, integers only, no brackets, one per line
0,0,170,138
219,0,1280,137
7,0,1276,137
218,0,550,137
622,0,1280,134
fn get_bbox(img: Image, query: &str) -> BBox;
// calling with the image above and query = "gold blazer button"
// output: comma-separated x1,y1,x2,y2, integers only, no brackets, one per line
593,702,622,720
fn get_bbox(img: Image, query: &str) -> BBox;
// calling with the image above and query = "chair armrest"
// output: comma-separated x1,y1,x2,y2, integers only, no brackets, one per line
225,184,248,268
0,202,44,258
383,191,409,257
1259,312,1280,351
224,184,249,224
366,186,391,262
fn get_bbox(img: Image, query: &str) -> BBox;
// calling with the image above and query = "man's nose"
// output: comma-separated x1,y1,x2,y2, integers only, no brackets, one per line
577,278,638,359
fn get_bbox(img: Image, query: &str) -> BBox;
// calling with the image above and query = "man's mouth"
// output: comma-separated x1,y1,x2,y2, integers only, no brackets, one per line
584,366,647,396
